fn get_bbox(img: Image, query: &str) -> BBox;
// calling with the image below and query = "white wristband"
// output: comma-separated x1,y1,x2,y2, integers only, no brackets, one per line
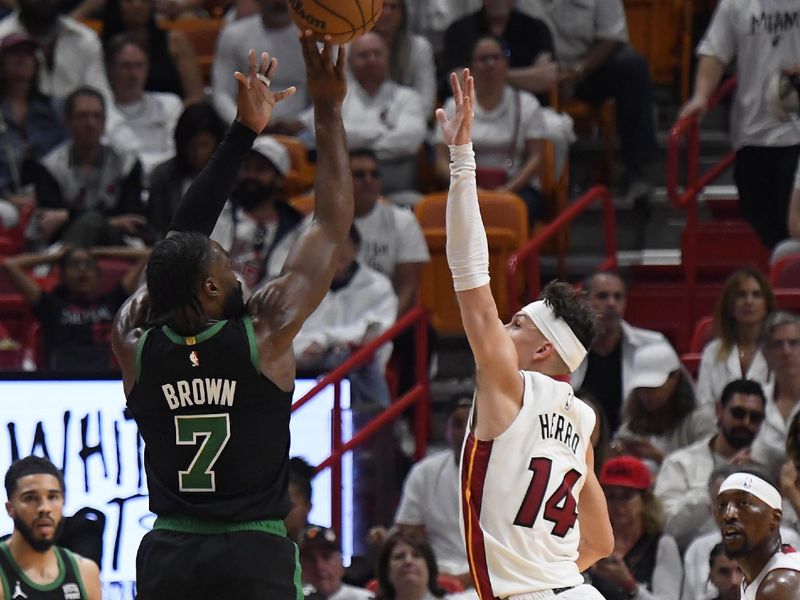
446,142,490,292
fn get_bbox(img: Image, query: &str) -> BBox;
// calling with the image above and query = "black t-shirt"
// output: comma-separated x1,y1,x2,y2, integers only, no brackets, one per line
33,284,129,372
581,340,623,433
128,316,294,522
442,8,555,74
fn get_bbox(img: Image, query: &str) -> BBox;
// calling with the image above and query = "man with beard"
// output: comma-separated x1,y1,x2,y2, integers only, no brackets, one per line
0,0,111,99
655,379,767,551
111,35,352,599
211,135,303,291
0,456,101,599
708,542,744,600
571,271,668,434
716,469,800,600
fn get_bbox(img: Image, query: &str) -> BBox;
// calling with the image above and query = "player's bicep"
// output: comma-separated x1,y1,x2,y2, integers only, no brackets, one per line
112,286,149,382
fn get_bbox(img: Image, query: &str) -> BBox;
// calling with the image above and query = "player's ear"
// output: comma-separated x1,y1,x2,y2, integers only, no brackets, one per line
770,508,782,532
5,500,13,518
203,277,220,297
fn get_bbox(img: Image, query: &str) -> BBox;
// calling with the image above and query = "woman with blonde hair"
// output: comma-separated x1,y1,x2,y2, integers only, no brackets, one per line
697,267,775,411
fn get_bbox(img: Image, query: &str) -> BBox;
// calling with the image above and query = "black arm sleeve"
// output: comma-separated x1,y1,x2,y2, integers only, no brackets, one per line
168,121,257,236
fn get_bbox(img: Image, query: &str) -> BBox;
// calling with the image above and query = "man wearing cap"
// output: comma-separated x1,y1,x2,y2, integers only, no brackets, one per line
211,135,303,290
614,342,716,466
716,469,800,599
0,0,111,100
367,396,472,584
299,526,374,600
438,71,613,598
655,379,768,551
571,271,669,434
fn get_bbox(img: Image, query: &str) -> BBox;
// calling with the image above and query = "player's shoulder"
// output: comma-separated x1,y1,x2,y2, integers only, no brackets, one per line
758,564,800,599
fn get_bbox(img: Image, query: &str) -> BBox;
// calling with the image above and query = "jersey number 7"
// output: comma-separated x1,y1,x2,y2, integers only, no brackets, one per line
513,457,580,537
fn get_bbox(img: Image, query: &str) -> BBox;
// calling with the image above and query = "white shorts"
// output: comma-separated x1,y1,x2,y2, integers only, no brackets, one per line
508,584,605,600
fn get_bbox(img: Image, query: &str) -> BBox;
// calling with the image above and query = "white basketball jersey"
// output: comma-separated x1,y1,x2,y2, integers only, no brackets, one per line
460,371,595,598
742,547,800,600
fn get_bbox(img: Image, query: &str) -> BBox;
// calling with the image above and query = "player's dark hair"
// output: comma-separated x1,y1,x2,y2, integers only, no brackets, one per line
64,86,105,118
146,232,213,324
720,379,767,408
538,280,597,350
5,456,64,498
376,531,445,599
289,457,314,503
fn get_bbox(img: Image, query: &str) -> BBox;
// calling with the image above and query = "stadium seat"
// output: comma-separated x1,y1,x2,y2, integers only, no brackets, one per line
365,573,465,594
689,315,714,354
771,254,800,289
159,18,225,84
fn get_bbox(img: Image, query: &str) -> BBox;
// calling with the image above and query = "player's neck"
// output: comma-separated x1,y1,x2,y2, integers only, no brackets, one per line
6,533,57,576
739,538,782,585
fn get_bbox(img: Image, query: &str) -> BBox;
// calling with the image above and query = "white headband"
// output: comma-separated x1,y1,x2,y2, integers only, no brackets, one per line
719,473,782,510
520,300,587,373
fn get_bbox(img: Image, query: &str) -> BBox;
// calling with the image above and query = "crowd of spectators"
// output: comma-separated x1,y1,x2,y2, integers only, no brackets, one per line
2,1,800,599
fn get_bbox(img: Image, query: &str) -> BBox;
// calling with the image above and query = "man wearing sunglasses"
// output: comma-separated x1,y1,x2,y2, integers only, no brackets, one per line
655,379,767,551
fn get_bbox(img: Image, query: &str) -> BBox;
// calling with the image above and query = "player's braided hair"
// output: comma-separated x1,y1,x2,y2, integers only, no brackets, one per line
538,280,597,350
146,232,213,325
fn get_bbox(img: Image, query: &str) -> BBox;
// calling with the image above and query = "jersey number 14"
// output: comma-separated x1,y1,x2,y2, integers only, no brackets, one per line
514,457,580,537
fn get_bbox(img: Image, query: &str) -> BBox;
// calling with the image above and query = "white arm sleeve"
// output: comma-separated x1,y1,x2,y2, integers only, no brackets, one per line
446,143,490,292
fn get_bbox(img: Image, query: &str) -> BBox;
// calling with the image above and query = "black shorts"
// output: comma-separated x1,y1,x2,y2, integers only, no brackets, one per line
136,528,302,599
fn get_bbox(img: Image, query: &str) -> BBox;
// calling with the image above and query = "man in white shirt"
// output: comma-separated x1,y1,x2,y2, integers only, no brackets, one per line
368,396,472,585
104,34,183,179
0,0,111,100
301,33,427,195
571,271,668,433
680,0,800,249
655,379,767,551
299,526,374,600
212,0,308,132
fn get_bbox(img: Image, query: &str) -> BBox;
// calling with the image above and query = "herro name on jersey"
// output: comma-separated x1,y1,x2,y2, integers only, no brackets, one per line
161,379,236,410
538,412,581,454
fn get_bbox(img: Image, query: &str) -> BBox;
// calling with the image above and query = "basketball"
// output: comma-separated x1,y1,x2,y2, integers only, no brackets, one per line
289,0,384,44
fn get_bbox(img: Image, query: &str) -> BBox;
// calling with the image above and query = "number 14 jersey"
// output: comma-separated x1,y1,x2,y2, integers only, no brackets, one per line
460,370,595,597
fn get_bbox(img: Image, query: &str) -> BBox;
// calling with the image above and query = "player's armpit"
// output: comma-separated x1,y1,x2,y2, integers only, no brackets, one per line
757,569,800,600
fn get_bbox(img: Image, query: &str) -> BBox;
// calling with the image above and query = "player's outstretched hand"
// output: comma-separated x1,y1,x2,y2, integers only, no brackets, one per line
436,68,474,147
300,30,347,108
234,49,297,134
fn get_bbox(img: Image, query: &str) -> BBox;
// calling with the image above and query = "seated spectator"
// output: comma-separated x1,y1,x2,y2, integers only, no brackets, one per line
375,531,450,600
706,543,743,600
285,456,317,545
210,135,302,289
541,0,657,201
373,0,436,115
681,465,800,600
441,0,558,95
404,0,478,54
147,102,225,238
772,159,800,264
751,311,800,479
105,34,183,178
615,343,716,467
590,455,682,600
301,33,426,196
572,271,669,434
212,0,307,131
654,379,767,551
0,0,112,100
300,526,374,600
33,87,147,249
434,35,547,223
294,227,398,409
1,245,148,371
367,397,471,584
0,33,66,229
697,268,774,412
101,0,203,104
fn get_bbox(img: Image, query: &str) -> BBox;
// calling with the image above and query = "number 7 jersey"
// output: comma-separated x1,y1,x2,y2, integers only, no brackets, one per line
460,370,596,597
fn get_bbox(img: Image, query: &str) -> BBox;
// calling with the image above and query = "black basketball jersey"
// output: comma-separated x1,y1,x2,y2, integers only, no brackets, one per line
0,543,87,599
127,316,294,521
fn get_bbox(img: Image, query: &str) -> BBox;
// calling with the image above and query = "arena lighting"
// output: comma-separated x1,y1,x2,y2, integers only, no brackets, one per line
0,376,352,599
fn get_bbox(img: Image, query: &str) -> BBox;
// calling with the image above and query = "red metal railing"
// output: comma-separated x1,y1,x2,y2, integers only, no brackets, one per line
507,186,617,312
666,76,737,341
291,304,429,535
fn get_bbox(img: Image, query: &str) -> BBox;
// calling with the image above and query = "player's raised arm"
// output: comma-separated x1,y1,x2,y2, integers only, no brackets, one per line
249,33,353,358
437,70,523,435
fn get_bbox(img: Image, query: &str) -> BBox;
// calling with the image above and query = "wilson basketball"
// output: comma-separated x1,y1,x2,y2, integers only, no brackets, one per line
289,0,384,44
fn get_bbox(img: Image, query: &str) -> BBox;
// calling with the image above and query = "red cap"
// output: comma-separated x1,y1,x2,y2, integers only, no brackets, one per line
599,455,651,490
0,33,41,53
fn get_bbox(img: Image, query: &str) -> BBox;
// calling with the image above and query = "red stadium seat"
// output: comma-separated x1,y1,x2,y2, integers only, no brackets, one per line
689,315,714,354
771,254,800,289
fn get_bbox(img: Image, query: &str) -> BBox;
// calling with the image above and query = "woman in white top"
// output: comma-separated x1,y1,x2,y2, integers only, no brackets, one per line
697,267,775,411
373,0,437,115
433,36,548,225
